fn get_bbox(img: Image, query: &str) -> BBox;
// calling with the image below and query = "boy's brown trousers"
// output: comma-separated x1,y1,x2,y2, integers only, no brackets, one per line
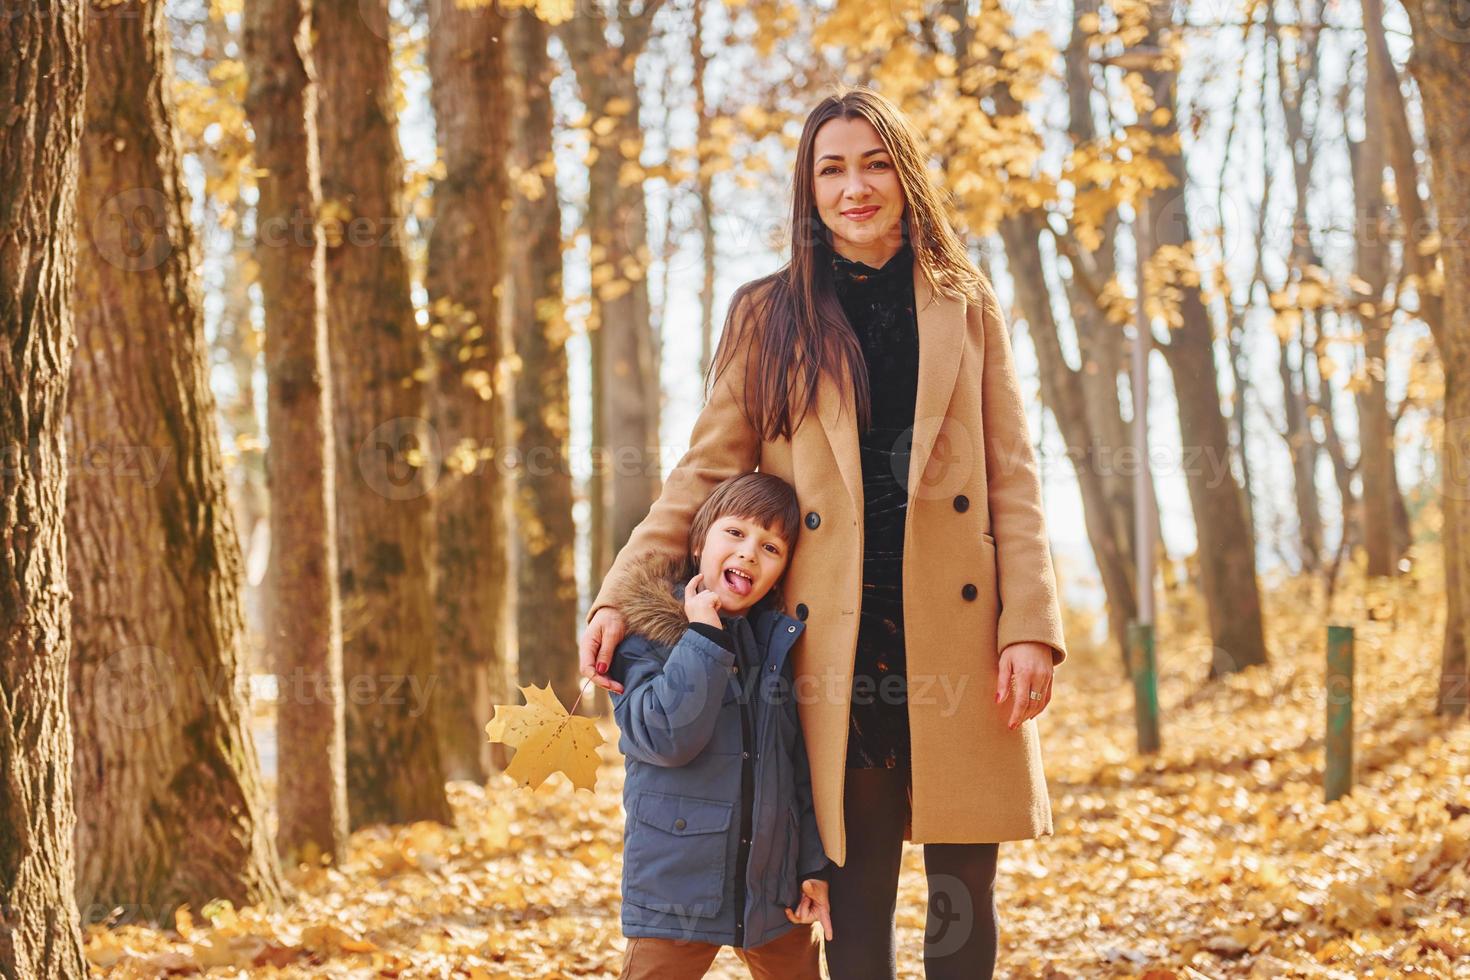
618,922,822,979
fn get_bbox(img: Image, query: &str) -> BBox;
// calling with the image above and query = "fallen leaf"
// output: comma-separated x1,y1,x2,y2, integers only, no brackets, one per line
486,683,604,792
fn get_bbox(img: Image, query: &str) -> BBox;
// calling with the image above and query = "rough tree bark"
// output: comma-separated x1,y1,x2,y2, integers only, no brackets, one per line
424,0,514,778
243,0,349,863
0,3,89,976
67,0,286,922
1400,0,1470,717
506,12,582,713
314,0,451,825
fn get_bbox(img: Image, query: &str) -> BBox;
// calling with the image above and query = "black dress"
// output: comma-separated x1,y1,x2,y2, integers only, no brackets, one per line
829,241,920,770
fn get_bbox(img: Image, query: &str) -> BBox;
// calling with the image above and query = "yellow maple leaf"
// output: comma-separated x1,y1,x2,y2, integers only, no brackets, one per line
485,683,603,792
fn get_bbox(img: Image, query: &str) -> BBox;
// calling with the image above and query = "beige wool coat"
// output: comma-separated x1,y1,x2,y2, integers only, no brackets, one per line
588,261,1069,867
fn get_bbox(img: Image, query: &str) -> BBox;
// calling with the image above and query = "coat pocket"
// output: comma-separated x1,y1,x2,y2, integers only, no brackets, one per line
624,791,733,918
776,805,800,907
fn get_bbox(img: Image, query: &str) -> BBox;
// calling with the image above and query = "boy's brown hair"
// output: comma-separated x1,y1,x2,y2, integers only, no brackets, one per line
687,472,801,561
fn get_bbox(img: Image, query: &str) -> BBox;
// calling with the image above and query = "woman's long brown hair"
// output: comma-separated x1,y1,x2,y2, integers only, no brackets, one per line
707,85,987,442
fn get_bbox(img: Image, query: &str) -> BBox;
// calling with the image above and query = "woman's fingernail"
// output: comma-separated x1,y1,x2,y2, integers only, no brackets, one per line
596,662,608,675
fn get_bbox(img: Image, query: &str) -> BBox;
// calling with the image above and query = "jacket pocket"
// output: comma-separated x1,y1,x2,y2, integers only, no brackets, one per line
776,805,800,907
624,791,733,918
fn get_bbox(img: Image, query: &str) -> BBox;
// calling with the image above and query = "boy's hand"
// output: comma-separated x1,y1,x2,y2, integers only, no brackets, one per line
784,878,833,941
683,573,723,630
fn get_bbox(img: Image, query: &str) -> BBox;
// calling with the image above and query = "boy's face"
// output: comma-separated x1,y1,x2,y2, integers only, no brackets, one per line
693,514,791,616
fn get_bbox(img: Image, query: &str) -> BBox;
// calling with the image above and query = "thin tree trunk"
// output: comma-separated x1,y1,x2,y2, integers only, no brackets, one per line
955,0,1144,669
1140,5,1269,677
68,0,286,922
0,3,89,974
1364,0,1443,348
1353,22,1399,579
1001,213,1138,668
314,0,451,826
560,4,664,581
506,12,582,714
691,0,717,381
424,0,514,778
1272,0,1326,573
243,0,349,863
1400,0,1470,716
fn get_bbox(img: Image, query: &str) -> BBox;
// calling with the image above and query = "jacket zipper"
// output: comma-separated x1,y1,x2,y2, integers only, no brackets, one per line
732,657,755,947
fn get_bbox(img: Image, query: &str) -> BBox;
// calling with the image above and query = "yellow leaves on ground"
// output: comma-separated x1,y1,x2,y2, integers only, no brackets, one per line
82,545,1468,977
486,682,604,792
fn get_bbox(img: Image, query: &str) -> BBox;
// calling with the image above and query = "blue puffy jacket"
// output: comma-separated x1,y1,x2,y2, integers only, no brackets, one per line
606,552,831,949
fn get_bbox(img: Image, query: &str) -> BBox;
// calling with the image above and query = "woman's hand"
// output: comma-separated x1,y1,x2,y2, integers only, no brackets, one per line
784,879,834,941
579,607,628,695
683,573,723,630
996,641,1054,729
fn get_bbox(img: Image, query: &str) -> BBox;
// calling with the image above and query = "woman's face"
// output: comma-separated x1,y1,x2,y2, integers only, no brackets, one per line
811,116,906,259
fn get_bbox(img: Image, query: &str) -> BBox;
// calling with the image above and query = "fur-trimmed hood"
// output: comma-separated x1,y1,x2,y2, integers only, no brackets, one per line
604,550,788,649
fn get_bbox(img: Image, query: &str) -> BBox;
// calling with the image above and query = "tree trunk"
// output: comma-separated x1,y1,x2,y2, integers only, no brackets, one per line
1273,0,1326,574
506,13,583,713
0,4,89,976
968,0,1152,671
67,0,286,923
424,0,514,778
243,0,350,863
314,0,451,825
1352,26,1398,579
1364,0,1443,348
691,0,718,382
1400,0,1470,717
1140,8,1269,677
1000,213,1138,668
560,7,663,584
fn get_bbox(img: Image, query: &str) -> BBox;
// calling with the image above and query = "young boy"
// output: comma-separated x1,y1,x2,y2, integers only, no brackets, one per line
605,472,834,980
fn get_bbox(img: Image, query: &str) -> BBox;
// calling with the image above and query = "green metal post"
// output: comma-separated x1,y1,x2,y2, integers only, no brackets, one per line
1127,620,1160,754
1325,625,1355,802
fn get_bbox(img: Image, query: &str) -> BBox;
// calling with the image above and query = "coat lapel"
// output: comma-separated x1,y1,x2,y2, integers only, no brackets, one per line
816,260,967,512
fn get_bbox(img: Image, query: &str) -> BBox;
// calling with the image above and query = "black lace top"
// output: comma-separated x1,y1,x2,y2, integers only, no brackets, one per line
830,241,920,770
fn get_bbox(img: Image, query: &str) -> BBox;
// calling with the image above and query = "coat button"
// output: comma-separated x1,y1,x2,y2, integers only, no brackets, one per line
962,583,978,601
805,511,821,530
953,494,970,512
795,603,809,621
674,818,687,830
787,625,797,632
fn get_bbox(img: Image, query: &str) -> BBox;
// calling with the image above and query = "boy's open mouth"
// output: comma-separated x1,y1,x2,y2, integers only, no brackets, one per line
723,567,753,597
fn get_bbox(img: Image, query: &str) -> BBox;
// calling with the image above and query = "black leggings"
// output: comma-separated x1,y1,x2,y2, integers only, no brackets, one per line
823,766,1000,980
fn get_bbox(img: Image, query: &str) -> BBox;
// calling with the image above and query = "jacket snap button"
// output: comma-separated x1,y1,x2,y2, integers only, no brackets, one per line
954,494,970,512
769,663,776,672
805,511,821,530
742,751,750,759
796,603,809,621
962,583,978,601
787,625,797,633
674,818,686,830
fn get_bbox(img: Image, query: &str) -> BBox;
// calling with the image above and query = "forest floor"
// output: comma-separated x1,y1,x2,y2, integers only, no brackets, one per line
84,545,1469,978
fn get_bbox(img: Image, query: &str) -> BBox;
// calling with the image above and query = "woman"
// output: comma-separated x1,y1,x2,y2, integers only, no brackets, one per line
579,86,1067,980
